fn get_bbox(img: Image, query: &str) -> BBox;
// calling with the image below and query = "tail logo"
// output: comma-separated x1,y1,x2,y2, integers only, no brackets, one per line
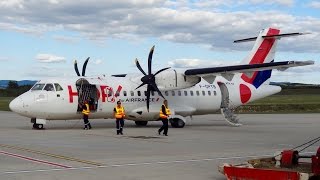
241,28,279,88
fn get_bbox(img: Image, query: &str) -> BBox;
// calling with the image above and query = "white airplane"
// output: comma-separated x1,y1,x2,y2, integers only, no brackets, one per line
9,27,314,129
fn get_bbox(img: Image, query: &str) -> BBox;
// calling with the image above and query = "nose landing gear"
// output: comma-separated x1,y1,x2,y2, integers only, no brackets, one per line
31,118,45,130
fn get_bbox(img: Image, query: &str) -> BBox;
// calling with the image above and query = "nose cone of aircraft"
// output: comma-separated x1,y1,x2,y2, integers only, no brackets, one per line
9,97,23,113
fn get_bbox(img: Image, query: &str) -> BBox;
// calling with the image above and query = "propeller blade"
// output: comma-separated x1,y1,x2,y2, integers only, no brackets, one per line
147,45,155,75
135,82,146,90
150,83,165,100
154,67,171,76
146,85,151,112
74,60,80,76
135,59,147,76
82,57,90,76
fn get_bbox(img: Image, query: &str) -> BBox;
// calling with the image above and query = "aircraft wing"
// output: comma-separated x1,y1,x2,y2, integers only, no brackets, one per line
184,60,314,82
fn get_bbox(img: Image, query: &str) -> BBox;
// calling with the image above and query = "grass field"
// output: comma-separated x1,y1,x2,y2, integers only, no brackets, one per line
237,94,320,113
0,97,14,111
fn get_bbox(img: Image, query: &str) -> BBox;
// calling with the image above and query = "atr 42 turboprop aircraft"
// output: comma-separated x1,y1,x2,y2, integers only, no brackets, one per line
9,28,314,129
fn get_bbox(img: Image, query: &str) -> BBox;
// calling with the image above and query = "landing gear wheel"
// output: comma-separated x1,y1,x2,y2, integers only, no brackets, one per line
135,121,148,126
37,124,44,129
170,118,185,128
33,122,44,129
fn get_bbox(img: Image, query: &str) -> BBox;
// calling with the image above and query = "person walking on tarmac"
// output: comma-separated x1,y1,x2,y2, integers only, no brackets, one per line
158,100,171,136
113,100,126,135
82,100,92,130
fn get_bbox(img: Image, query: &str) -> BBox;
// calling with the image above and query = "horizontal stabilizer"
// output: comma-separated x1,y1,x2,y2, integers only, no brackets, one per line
234,32,310,43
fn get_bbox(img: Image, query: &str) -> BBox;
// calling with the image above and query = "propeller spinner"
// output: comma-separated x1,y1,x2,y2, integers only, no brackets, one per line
74,57,90,77
135,46,170,112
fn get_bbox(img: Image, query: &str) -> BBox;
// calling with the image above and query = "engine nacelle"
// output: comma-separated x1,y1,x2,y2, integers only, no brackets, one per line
155,69,200,90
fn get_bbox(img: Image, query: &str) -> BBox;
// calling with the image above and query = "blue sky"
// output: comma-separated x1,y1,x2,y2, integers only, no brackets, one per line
0,0,319,84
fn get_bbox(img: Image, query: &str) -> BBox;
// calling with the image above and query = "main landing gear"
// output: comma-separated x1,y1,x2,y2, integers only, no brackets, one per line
169,118,185,128
135,121,148,126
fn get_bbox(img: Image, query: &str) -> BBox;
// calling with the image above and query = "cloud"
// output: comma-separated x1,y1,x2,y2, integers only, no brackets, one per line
246,0,294,6
307,1,320,9
0,0,24,9
36,53,66,63
53,35,80,43
168,58,239,68
93,59,103,65
0,57,10,61
0,0,319,52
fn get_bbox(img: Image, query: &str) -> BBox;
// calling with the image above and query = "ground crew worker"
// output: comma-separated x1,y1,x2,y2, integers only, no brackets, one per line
82,100,92,130
158,100,171,136
113,100,125,135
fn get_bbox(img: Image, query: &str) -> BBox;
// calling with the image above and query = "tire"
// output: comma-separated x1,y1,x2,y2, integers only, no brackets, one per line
170,118,185,128
37,124,44,129
135,121,148,126
33,123,44,129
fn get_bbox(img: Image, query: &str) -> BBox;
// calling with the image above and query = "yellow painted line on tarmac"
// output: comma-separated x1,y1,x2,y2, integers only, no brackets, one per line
0,144,104,166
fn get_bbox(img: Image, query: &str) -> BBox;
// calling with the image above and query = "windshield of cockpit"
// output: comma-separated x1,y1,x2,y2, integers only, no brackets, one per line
31,83,63,91
31,83,45,91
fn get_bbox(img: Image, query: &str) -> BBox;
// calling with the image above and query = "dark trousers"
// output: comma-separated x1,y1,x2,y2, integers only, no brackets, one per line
159,118,168,135
83,115,91,129
116,119,124,134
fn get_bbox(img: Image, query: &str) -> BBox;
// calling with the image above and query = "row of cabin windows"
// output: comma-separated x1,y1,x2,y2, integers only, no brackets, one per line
118,90,217,97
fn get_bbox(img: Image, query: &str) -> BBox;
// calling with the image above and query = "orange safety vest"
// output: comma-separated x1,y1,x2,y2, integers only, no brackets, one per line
115,106,125,119
159,104,171,119
82,103,90,115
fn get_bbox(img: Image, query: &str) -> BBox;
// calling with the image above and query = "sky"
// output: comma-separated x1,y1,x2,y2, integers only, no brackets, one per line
0,0,319,84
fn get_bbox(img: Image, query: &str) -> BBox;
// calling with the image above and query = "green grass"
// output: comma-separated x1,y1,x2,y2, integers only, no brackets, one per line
237,94,320,113
0,97,14,111
249,95,320,105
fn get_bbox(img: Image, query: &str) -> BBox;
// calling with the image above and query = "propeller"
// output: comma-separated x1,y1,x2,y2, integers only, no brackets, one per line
135,45,170,112
74,57,90,77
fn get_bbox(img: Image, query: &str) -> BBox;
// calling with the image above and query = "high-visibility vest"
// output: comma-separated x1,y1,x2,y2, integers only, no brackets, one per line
82,103,90,115
115,106,125,119
159,104,171,119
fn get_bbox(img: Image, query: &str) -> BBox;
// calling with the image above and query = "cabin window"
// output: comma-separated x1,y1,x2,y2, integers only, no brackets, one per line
171,91,175,96
44,83,55,91
31,83,45,91
202,91,205,96
130,91,134,96
214,91,217,96
54,83,63,91
137,91,141,96
196,91,200,96
178,91,181,96
184,91,188,96
190,91,194,96
165,91,169,96
123,91,127,96
144,91,147,96
208,91,212,96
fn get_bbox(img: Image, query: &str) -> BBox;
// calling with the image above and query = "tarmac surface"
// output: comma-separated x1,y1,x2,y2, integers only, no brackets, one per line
0,111,319,180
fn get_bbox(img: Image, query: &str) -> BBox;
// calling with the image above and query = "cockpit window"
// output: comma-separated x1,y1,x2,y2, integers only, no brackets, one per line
44,83,55,91
31,83,45,91
54,83,63,91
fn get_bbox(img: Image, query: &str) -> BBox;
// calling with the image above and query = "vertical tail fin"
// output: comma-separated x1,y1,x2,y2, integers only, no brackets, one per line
239,28,280,88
